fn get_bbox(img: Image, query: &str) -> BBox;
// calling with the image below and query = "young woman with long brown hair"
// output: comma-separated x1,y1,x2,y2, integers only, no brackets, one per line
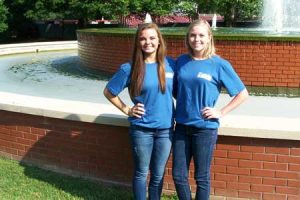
103,23,175,200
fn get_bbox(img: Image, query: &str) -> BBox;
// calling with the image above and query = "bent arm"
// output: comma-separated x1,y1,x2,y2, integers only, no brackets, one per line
103,87,145,118
103,87,131,116
202,88,249,119
220,88,249,117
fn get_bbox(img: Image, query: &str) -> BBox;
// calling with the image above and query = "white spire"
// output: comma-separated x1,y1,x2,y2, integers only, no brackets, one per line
212,13,217,29
144,13,153,23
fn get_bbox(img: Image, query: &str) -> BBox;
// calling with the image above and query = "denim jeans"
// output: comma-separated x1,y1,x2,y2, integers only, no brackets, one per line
129,125,173,200
172,124,218,200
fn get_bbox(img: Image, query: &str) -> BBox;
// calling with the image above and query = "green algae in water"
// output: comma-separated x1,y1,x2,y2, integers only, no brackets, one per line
8,55,110,82
51,56,110,81
247,86,300,97
7,53,299,97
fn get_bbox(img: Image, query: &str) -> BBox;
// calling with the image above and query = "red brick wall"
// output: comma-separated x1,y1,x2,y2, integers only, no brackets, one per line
77,33,300,88
0,110,133,185
1,110,299,199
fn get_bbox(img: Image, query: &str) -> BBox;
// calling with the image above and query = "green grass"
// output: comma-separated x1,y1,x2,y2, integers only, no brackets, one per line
0,157,178,200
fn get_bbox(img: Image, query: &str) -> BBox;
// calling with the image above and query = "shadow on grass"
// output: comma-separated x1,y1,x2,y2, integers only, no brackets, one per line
19,161,133,200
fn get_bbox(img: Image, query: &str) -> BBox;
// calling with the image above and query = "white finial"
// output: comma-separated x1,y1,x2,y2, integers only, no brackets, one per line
144,13,153,23
212,13,217,29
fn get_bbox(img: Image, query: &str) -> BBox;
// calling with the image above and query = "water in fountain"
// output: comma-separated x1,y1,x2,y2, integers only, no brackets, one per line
1,51,111,103
261,0,300,32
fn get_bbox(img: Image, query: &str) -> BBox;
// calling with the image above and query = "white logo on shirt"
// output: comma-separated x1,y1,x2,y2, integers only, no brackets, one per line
166,72,174,79
197,72,212,81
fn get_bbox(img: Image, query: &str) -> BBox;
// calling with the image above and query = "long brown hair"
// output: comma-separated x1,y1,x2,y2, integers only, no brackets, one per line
129,23,166,98
185,19,216,58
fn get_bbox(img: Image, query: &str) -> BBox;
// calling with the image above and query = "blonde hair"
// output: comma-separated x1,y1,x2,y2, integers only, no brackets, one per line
130,23,166,98
185,19,216,58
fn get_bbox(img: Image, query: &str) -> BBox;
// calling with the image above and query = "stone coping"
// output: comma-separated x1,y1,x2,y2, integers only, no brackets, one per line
0,41,77,55
0,91,299,141
77,28,300,42
1,41,299,141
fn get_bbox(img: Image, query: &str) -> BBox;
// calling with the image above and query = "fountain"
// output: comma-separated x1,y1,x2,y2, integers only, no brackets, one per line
0,50,110,103
1,42,300,200
261,0,300,32
77,12,300,96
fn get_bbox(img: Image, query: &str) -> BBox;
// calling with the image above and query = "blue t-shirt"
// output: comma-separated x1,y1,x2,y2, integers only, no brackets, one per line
174,54,245,129
106,57,175,129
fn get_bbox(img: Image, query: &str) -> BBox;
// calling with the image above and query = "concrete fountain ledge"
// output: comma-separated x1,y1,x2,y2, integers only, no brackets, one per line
0,91,299,141
0,41,299,141
0,41,77,55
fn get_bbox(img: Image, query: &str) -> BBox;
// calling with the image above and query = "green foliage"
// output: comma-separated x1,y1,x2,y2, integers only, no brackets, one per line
68,0,103,25
24,0,67,20
197,0,218,13
174,1,196,16
181,0,263,26
129,0,179,16
0,0,8,32
3,0,264,30
4,0,27,28
216,0,263,26
149,0,177,16
235,0,263,20
102,0,130,17
194,0,263,26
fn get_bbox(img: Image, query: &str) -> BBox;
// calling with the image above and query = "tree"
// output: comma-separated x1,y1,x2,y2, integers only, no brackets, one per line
0,0,8,32
100,0,130,19
4,0,69,34
196,0,218,14
129,0,179,16
216,0,263,26
148,0,177,16
174,1,197,16
68,0,130,27
193,0,263,26
68,0,101,27
183,0,262,26
24,0,68,21
4,0,182,29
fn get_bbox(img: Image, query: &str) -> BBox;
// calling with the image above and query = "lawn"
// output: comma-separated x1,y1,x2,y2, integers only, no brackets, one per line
0,157,178,200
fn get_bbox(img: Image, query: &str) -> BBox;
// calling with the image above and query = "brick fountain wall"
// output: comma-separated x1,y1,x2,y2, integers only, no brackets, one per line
77,33,300,88
1,110,300,199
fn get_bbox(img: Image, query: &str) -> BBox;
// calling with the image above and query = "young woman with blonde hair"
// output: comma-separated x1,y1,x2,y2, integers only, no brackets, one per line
172,19,248,200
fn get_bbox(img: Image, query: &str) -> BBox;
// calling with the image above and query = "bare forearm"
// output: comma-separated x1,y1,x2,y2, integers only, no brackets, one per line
103,88,130,115
103,88,145,118
220,88,249,117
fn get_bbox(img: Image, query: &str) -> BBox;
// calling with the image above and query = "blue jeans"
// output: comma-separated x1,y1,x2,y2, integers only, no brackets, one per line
129,125,173,200
172,124,218,200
